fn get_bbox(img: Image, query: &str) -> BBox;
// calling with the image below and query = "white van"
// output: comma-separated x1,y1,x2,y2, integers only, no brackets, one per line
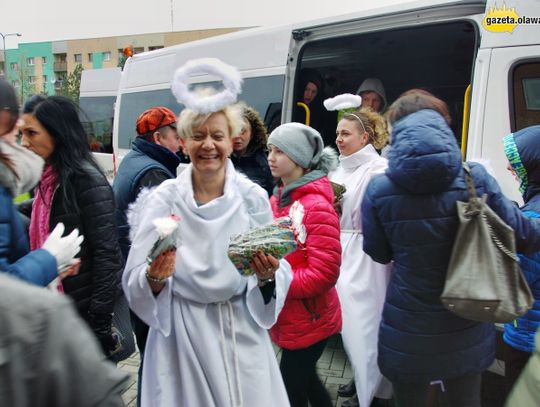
113,0,540,203
79,67,122,180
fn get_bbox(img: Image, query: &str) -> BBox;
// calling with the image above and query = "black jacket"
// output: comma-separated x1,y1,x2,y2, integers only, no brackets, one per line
230,150,274,196
49,161,123,341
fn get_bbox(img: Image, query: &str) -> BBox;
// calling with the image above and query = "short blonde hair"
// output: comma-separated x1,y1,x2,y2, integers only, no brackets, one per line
341,108,389,150
176,88,243,140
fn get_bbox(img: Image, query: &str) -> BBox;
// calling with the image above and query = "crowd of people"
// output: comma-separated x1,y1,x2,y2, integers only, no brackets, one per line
1,54,540,407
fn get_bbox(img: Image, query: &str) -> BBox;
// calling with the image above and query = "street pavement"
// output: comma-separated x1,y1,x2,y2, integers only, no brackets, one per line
119,334,354,407
118,334,507,407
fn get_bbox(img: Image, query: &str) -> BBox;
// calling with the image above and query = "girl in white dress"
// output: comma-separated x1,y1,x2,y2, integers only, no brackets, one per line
330,108,392,407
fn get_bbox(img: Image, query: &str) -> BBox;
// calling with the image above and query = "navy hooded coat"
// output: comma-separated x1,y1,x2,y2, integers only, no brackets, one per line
503,125,540,353
361,109,540,383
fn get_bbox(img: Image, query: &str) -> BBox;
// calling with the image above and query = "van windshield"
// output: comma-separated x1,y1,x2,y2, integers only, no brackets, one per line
79,96,115,154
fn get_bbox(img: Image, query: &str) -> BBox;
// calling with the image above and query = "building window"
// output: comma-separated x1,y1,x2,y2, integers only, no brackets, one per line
74,54,82,63
27,57,35,66
103,51,111,61
88,53,93,62
12,80,20,88
43,75,48,84
133,47,144,54
148,45,164,51
42,56,47,64
28,76,36,85
10,62,18,71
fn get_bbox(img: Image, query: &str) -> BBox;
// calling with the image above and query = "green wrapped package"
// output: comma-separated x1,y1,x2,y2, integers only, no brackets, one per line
330,181,347,201
228,217,297,276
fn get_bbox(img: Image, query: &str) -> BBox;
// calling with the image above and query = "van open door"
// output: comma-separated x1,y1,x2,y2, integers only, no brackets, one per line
283,0,485,147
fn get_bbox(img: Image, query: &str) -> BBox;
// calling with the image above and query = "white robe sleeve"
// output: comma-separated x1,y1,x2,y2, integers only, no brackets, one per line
246,259,293,329
122,185,175,337
240,181,294,328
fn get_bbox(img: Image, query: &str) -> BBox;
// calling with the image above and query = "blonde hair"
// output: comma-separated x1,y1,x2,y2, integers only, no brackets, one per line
176,88,243,140
341,108,389,150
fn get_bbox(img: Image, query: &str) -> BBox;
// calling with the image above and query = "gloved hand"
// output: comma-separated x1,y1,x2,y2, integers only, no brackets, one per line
42,222,84,272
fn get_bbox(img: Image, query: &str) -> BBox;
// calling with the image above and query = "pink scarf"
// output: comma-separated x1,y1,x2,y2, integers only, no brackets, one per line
30,164,58,250
30,165,63,291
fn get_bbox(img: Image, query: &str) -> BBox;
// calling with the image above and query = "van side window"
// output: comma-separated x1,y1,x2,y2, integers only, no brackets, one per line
117,75,284,150
512,61,540,131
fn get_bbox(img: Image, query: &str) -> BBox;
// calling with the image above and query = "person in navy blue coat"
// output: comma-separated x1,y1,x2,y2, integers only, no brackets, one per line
361,90,540,407
0,166,57,285
502,125,540,393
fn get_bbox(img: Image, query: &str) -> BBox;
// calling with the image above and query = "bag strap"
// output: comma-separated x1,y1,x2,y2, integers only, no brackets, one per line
467,163,519,261
462,162,478,200
483,212,520,261
462,162,518,261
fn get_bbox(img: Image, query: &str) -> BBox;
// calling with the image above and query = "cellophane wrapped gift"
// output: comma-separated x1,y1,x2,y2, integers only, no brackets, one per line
330,181,347,201
146,215,181,264
228,217,297,276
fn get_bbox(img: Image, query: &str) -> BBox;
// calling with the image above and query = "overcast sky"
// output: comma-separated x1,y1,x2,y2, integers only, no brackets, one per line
0,0,408,47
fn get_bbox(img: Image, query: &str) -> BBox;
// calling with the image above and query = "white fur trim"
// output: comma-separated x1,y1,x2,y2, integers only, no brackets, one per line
127,187,157,242
323,94,362,111
171,58,242,114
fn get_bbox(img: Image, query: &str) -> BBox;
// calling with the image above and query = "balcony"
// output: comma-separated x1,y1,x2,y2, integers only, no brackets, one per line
53,61,67,72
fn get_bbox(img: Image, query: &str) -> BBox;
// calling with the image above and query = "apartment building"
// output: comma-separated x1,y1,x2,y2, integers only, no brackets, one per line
2,28,241,99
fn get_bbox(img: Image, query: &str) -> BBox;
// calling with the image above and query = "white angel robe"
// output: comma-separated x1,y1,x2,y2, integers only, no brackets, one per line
330,144,392,406
123,162,292,407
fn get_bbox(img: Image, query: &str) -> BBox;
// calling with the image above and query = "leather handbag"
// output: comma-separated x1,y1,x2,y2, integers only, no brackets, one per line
440,163,534,323
108,292,136,363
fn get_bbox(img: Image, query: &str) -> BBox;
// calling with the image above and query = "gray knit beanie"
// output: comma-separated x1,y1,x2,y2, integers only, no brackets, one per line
267,123,324,169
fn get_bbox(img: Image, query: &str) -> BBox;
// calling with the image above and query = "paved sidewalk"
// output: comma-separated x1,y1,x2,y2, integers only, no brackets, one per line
119,334,354,407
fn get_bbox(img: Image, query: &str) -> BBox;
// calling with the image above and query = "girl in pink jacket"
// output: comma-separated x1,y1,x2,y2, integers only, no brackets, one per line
267,123,342,407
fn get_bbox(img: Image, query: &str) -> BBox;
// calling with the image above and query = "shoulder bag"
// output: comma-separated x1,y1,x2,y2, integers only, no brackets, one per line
440,163,534,323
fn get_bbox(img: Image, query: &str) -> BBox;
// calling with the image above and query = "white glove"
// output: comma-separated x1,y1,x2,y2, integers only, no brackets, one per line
42,223,84,272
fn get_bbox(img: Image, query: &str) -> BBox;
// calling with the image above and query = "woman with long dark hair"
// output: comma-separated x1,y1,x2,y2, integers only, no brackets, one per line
21,95,123,357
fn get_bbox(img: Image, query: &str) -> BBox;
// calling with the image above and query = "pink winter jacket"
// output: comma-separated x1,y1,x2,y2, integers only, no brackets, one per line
270,175,342,350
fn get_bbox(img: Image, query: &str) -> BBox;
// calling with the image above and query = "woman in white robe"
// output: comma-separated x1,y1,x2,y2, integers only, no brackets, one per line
123,102,292,407
330,109,392,407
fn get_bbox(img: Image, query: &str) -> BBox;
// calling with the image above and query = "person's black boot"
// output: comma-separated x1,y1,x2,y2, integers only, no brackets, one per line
342,394,359,407
337,379,356,397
